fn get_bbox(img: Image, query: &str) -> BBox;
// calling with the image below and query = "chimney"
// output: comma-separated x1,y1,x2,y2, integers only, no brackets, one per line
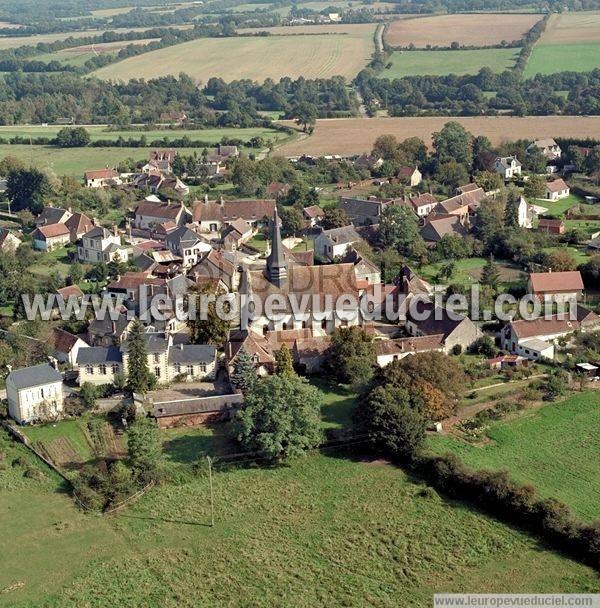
219,196,225,207
6,364,12,373
48,356,58,370
67,206,72,213
113,225,118,237
111,321,117,333
204,194,209,204
179,343,184,350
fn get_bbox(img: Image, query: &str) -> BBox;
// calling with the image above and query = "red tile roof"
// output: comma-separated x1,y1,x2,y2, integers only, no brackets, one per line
35,223,70,239
529,271,584,294
546,178,569,193
57,285,84,299
84,169,118,180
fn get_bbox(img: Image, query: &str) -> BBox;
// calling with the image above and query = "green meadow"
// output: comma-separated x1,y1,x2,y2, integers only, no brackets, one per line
523,42,600,77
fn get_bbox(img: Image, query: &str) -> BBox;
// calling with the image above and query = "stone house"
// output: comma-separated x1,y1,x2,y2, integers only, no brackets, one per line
493,156,522,180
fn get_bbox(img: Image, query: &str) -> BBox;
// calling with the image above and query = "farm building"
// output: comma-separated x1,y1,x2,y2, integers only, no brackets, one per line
537,218,565,234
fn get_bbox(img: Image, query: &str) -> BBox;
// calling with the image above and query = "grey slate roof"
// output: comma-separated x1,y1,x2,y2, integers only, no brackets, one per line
168,344,217,364
77,346,122,365
322,225,361,245
165,225,202,251
152,393,243,418
7,363,62,390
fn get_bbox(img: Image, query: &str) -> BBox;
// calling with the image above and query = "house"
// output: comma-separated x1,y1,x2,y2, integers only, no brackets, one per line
0,227,21,253
266,182,291,198
456,183,480,195
340,197,388,226
527,138,562,161
353,154,383,171
133,200,191,230
164,225,212,268
189,249,238,291
544,178,570,201
88,312,133,347
501,307,600,360
516,196,533,229
537,218,565,235
133,172,190,198
433,188,486,220
6,363,64,424
159,111,188,125
84,169,121,188
225,329,277,376
292,335,331,373
197,145,239,177
420,215,469,244
78,226,129,263
528,270,584,303
53,328,88,367
168,343,218,382
398,193,438,217
341,247,381,285
65,212,94,242
374,335,444,367
193,197,276,233
303,205,325,227
76,346,124,385
314,225,361,260
405,301,481,353
35,206,72,227
32,223,71,251
397,166,422,187
493,156,522,180
147,149,177,173
152,393,243,429
221,218,253,251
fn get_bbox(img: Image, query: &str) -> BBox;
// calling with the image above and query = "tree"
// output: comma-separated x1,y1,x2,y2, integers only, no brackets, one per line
279,206,303,236
547,249,577,272
543,371,567,401
231,347,258,394
474,170,503,192
231,374,323,462
69,262,83,285
524,174,546,199
231,157,260,197
585,145,600,178
80,382,98,409
188,285,230,346
435,160,469,190
6,167,53,213
354,385,426,460
471,335,497,358
327,326,375,386
127,417,163,482
126,319,152,394
504,189,520,228
276,344,295,377
379,204,422,256
481,254,501,293
293,101,317,133
579,255,600,287
372,134,400,161
524,147,547,174
56,127,90,147
321,207,349,230
432,121,473,166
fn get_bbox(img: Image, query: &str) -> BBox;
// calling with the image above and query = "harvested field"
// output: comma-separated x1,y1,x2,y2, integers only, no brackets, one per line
275,116,600,157
94,28,375,81
537,11,600,44
385,13,542,48
238,23,376,35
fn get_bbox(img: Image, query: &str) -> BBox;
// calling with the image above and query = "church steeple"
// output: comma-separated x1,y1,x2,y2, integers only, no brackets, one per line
267,208,288,287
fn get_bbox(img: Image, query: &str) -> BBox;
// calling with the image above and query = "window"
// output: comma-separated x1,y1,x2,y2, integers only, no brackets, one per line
99,364,107,375
153,353,160,363
187,365,194,376
199,364,206,373
175,364,181,374
112,364,119,374
154,366,161,378
321,319,327,330
86,366,94,375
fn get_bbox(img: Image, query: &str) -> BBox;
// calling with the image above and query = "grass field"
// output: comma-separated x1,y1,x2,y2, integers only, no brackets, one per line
1,427,598,606
381,48,519,77
427,391,600,521
34,39,159,67
523,12,600,77
93,27,375,82
385,13,542,48
419,257,526,287
275,116,600,157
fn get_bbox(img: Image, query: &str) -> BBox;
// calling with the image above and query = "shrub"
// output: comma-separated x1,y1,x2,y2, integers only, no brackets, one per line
451,344,462,355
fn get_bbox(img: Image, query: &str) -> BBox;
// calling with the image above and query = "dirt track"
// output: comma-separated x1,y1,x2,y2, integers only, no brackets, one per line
275,116,600,157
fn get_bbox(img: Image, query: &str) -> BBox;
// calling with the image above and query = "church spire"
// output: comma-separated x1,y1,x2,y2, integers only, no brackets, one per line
267,207,287,287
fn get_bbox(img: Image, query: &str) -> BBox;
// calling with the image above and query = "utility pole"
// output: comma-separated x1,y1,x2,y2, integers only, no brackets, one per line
206,456,215,527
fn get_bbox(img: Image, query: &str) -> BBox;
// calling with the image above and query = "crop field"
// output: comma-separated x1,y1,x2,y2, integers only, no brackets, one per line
238,23,376,35
34,39,159,67
428,391,600,521
384,13,543,48
1,429,598,607
93,27,375,82
275,116,600,157
523,12,600,76
381,48,519,77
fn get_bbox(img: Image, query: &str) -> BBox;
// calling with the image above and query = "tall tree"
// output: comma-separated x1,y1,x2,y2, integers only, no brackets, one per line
276,344,295,377
126,319,152,394
188,285,230,346
231,374,323,462
432,121,473,166
321,207,349,230
504,189,520,228
7,167,53,213
481,254,501,293
231,347,258,394
379,205,423,256
327,326,375,387
127,417,163,483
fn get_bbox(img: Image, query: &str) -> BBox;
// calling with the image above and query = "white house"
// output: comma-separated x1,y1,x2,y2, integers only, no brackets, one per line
6,363,64,424
32,224,71,251
313,225,361,261
493,156,522,180
164,226,212,269
53,328,89,368
544,178,570,201
78,226,129,264
84,169,122,189
0,228,22,253
517,196,533,228
527,138,562,161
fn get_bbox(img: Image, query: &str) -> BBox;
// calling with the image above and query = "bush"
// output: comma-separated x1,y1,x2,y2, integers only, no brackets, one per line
451,344,463,355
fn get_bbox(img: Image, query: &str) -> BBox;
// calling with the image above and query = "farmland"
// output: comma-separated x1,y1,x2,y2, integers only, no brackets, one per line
381,48,519,77
1,428,598,607
384,13,543,48
523,12,600,76
427,391,600,521
275,116,600,157
92,27,375,82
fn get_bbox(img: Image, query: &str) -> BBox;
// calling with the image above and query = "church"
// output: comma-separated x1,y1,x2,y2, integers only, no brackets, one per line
240,209,365,336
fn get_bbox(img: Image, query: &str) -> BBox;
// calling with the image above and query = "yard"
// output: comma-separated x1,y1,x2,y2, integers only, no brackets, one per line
418,257,526,288
1,427,597,606
380,48,520,78
427,390,600,521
